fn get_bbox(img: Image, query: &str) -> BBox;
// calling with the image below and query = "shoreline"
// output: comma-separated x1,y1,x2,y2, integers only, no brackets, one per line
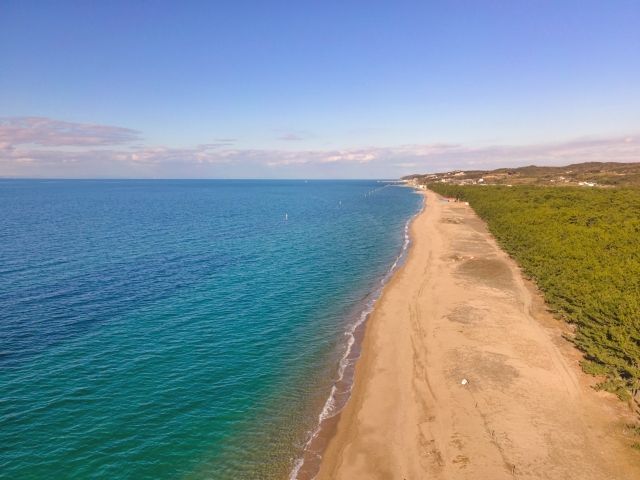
290,187,423,480
315,188,640,479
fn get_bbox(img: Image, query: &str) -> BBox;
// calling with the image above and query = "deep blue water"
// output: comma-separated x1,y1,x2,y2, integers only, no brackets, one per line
0,180,421,479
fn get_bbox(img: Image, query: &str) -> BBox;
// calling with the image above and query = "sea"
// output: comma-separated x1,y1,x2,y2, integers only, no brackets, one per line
0,179,422,479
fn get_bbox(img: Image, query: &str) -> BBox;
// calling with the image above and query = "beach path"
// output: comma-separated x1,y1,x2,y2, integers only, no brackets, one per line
316,189,640,480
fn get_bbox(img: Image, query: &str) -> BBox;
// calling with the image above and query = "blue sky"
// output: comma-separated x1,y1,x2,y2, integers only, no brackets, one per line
1,1,639,178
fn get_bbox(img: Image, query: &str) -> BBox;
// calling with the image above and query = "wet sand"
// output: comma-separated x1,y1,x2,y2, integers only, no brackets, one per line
316,189,640,480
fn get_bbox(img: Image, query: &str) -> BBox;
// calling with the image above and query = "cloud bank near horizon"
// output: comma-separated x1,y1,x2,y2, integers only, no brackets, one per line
0,116,638,178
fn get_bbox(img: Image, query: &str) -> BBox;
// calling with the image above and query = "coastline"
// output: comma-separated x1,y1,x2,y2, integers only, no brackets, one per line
291,186,423,480
314,189,640,479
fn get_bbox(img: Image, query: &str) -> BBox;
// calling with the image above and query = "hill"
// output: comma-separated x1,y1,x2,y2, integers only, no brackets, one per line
404,162,640,187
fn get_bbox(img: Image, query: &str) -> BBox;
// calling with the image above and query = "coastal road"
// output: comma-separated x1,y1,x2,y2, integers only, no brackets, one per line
316,189,640,480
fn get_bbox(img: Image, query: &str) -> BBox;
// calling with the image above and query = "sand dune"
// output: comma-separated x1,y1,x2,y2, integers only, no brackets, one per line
317,189,639,480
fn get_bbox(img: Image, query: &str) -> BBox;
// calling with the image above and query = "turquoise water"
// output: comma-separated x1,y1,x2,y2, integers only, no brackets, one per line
0,180,421,479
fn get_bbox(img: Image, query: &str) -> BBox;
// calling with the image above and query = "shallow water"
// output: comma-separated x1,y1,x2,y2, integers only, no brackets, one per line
0,179,421,479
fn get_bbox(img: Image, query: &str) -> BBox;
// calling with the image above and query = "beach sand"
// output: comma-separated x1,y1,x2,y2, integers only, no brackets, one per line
316,189,640,480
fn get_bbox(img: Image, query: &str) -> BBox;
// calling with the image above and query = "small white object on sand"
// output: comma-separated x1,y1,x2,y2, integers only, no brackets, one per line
461,378,468,385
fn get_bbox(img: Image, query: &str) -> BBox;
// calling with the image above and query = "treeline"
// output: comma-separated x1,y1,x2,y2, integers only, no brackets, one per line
429,183,640,404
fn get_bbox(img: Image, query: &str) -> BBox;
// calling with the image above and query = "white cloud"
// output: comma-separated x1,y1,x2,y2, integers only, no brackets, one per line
0,117,140,146
0,116,638,178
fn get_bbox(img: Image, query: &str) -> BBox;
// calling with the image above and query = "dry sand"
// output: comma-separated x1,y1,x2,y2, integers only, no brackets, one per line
316,189,640,480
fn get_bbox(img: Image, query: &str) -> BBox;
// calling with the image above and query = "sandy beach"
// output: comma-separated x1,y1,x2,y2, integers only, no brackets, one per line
316,189,640,480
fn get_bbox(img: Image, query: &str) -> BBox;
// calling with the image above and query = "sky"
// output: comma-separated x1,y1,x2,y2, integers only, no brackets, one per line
1,0,639,178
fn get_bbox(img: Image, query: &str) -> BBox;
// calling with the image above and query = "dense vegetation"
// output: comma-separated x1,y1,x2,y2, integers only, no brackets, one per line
429,184,640,405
